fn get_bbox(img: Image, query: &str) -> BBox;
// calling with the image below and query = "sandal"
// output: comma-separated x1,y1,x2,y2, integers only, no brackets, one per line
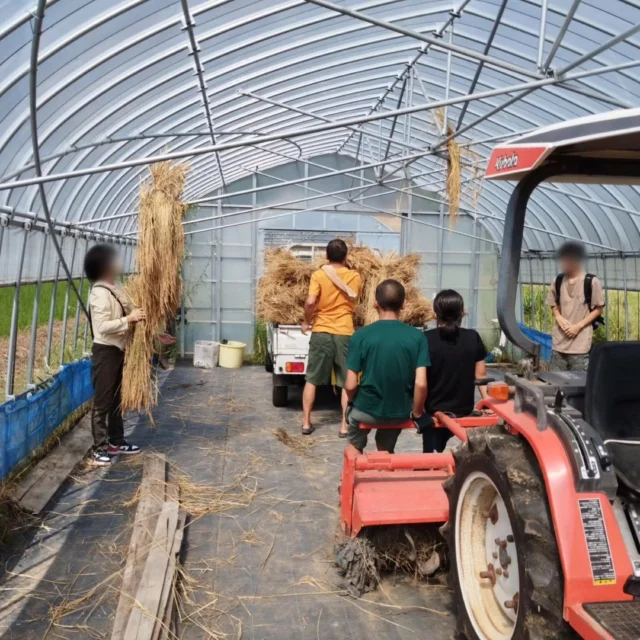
302,424,315,435
338,431,348,439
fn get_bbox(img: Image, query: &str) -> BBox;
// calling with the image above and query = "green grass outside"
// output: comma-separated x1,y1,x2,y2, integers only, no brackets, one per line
0,279,84,337
523,284,640,343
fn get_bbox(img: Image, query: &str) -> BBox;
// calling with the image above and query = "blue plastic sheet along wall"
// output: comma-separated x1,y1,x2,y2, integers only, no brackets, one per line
518,324,553,362
0,359,93,481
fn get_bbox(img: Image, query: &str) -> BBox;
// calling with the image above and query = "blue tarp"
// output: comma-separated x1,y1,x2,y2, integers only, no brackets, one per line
0,360,93,481
518,324,553,361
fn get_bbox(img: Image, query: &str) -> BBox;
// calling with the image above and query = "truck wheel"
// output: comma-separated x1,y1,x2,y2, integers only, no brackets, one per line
272,385,288,407
265,352,273,373
443,427,575,640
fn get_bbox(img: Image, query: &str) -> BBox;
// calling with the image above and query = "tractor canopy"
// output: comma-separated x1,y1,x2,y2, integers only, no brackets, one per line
485,107,640,184
486,108,640,360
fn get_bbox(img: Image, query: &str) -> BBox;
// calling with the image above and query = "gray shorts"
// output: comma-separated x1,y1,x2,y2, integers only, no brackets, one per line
549,351,589,372
347,406,406,453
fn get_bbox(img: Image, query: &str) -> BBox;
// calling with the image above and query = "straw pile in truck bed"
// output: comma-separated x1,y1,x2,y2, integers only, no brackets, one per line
257,245,434,327
121,162,188,419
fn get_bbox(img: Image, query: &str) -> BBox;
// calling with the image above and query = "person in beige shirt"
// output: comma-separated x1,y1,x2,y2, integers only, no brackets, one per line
85,244,145,465
546,241,605,372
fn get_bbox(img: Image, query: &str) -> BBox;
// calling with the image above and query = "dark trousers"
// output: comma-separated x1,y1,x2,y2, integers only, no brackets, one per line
91,344,125,449
422,426,451,453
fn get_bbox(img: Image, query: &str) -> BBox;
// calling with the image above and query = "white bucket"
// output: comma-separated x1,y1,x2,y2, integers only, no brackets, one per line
218,341,246,369
193,341,219,368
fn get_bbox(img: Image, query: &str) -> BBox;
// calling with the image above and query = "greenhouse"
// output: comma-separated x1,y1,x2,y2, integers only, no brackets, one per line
0,1,639,639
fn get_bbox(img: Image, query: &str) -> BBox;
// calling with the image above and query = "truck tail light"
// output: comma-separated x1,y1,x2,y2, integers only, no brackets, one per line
285,362,305,373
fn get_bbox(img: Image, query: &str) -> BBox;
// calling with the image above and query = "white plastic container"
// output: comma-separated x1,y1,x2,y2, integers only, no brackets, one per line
193,341,219,368
218,341,246,369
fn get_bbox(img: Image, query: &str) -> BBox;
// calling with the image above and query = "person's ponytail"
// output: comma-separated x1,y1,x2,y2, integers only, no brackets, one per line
434,289,464,343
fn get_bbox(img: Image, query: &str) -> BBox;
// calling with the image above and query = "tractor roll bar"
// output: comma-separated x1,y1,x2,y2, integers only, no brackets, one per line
497,158,640,360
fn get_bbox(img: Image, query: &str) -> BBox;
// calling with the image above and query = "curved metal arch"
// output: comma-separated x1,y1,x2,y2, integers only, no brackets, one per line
0,0,638,255
7,16,632,218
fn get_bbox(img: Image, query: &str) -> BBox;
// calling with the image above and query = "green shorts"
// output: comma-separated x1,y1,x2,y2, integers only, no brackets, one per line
305,332,350,387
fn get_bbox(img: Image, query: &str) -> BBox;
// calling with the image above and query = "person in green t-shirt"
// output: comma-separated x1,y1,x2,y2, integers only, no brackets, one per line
344,279,430,452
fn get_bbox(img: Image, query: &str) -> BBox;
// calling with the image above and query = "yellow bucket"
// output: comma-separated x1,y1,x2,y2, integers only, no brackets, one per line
218,341,246,369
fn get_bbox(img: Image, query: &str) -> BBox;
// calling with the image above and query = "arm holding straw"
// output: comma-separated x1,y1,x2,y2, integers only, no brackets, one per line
302,271,320,335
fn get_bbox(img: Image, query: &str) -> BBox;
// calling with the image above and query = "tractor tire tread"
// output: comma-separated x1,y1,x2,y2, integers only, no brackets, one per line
448,426,577,640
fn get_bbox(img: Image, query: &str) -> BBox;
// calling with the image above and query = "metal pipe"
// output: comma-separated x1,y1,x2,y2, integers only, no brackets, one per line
179,0,225,186
541,0,581,71
602,256,610,341
73,238,87,352
541,256,549,332
335,0,472,153
378,75,408,176
622,255,629,341
529,256,535,330
537,0,549,70
0,204,125,241
45,236,65,368
215,193,222,342
442,25,453,135
457,0,508,128
250,172,258,337
240,89,425,154
3,60,637,192
59,235,79,367
5,224,30,400
303,0,539,79
559,21,640,75
26,230,50,389
28,0,88,320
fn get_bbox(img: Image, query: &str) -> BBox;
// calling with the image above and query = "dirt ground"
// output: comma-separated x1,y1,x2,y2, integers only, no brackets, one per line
0,364,456,639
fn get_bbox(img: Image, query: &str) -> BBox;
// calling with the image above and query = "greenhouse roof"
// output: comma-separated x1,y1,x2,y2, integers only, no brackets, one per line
0,0,639,252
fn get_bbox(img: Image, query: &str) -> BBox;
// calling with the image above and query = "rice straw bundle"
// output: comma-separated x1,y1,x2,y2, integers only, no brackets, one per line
256,248,316,324
433,107,461,225
121,162,188,418
257,244,434,328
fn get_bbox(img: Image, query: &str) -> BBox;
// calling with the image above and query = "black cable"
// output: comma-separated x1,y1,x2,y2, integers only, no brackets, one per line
29,0,88,317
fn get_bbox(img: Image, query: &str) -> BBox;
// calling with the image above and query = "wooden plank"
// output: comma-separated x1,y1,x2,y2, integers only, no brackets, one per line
14,414,94,513
111,454,167,640
125,501,179,640
153,507,186,640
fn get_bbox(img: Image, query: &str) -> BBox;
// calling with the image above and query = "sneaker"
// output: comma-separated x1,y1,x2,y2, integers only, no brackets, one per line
107,441,141,456
91,450,112,466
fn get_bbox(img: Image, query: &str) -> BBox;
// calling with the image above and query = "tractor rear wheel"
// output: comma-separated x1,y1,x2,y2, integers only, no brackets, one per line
444,427,575,640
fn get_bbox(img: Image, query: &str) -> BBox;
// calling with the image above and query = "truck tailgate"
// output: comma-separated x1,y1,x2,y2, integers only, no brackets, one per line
273,325,310,353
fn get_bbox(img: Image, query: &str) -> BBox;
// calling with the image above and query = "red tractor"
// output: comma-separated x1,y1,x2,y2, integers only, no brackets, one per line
340,109,640,639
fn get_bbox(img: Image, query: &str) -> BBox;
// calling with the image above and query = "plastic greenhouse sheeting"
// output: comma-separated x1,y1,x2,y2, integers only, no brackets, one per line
0,359,93,481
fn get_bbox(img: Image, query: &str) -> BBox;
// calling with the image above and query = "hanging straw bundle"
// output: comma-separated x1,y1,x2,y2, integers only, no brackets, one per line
257,244,434,328
433,107,461,225
121,162,188,418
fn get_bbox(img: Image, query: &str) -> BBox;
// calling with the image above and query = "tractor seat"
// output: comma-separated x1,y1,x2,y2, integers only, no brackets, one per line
585,342,640,493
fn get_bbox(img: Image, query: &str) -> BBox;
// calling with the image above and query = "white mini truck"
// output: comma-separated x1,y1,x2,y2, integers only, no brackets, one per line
265,323,310,406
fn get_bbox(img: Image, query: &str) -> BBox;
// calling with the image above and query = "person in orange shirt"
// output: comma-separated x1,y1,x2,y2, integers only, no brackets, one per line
301,239,361,436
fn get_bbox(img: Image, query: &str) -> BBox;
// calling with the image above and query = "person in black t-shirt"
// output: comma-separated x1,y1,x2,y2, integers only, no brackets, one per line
423,290,488,453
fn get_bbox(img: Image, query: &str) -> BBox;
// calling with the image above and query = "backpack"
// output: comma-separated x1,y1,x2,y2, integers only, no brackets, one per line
88,284,126,339
554,273,604,330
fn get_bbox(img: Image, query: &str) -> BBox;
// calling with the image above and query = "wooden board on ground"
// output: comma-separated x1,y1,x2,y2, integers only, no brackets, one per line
13,413,94,513
125,501,179,640
154,506,186,640
111,453,167,640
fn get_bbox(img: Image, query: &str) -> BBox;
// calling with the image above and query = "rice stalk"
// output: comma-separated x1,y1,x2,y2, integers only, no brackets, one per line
121,162,188,418
257,245,434,327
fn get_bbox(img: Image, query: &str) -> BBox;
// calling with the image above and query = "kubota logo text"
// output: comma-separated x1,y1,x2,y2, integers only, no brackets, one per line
495,153,518,171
